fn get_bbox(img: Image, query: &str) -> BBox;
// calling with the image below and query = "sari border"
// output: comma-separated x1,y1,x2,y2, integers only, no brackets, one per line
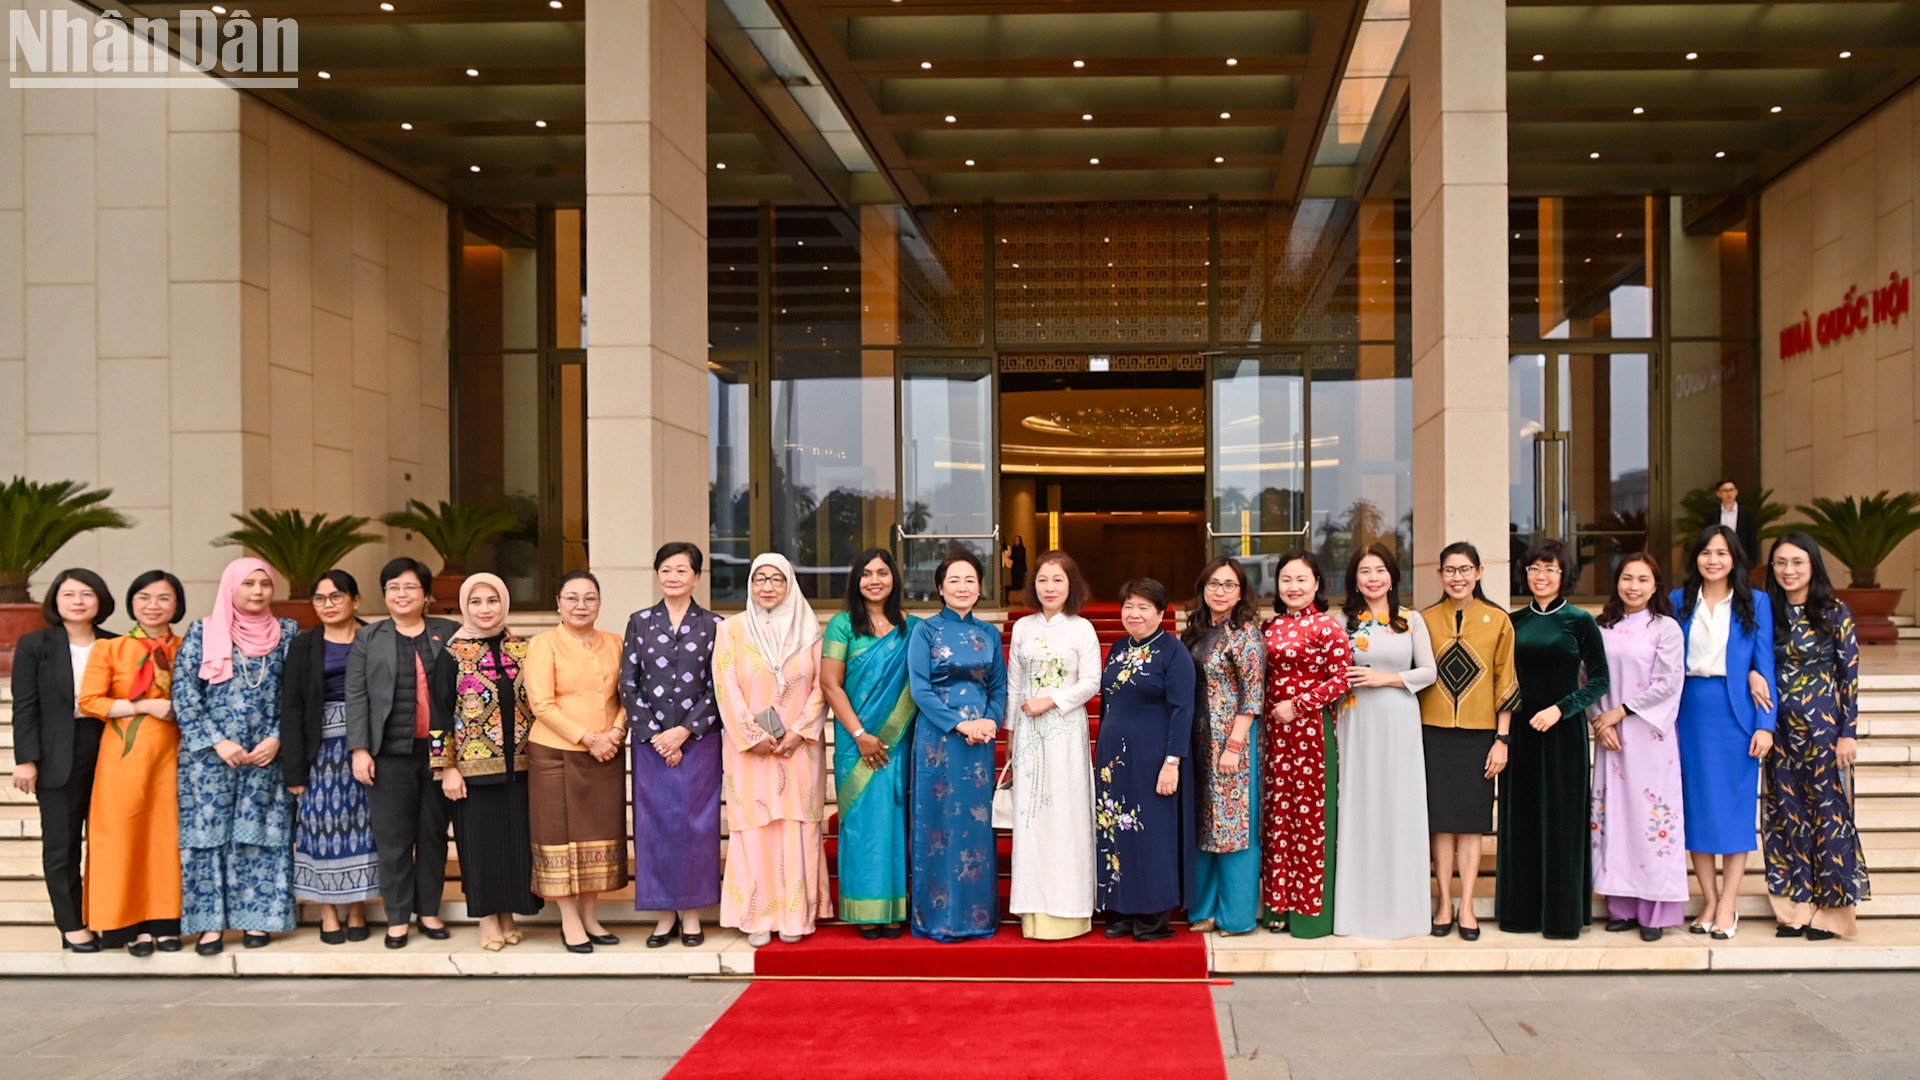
836,685,915,813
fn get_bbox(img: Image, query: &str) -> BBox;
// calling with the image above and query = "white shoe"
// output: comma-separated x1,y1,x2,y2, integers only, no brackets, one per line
779,932,804,944
747,931,771,948
1710,914,1739,940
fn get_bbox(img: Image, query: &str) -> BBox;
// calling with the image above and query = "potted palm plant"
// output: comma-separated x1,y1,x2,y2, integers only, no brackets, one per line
0,477,134,676
1792,490,1920,645
213,509,381,630
380,499,520,612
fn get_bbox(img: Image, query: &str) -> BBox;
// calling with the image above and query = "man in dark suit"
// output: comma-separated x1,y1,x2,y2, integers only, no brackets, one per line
1715,479,1760,563
345,556,460,947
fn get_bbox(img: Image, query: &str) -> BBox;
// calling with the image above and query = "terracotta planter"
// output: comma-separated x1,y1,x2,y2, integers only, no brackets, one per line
0,603,47,679
431,572,467,615
1835,587,1904,646
270,599,323,633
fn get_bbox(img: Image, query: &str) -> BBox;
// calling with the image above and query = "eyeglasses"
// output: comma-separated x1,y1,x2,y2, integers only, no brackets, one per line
311,592,350,606
1525,565,1562,577
559,593,598,606
1771,558,1810,571
750,575,785,586
1204,580,1240,593
1438,566,1477,578
385,583,424,595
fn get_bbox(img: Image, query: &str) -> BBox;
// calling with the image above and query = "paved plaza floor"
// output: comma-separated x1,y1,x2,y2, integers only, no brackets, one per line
2,972,1916,1079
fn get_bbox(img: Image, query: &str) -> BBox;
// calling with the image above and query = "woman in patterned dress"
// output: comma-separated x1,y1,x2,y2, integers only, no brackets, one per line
1004,550,1100,939
1260,550,1351,939
1094,578,1197,942
1181,556,1265,937
172,557,300,953
907,550,1008,942
620,542,726,948
1763,532,1869,939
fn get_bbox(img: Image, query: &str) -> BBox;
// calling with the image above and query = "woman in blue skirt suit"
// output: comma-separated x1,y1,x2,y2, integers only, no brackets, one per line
1671,524,1776,940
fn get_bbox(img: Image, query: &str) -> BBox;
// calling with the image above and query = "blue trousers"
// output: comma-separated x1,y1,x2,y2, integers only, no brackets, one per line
1192,844,1261,933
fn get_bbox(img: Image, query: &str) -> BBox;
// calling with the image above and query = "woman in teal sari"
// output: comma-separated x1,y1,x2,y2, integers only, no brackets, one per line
821,548,919,938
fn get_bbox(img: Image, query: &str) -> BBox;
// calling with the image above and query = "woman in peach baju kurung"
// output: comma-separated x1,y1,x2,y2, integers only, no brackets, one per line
714,553,833,948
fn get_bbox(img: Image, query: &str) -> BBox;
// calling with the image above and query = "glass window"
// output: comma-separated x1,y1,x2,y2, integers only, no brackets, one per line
771,349,897,602
1218,199,1408,344
1209,353,1306,602
1510,197,1654,341
709,359,753,605
460,231,539,352
900,205,986,347
773,207,862,349
710,208,761,351
1666,198,1753,341
1669,340,1758,553
451,352,544,605
900,356,996,601
1309,343,1414,592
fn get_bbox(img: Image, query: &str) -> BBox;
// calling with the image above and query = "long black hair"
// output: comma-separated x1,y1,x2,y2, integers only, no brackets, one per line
1435,541,1489,603
1596,552,1675,629
1342,543,1407,632
1272,549,1327,615
1183,556,1260,648
1678,524,1757,633
1765,530,1841,644
843,547,905,638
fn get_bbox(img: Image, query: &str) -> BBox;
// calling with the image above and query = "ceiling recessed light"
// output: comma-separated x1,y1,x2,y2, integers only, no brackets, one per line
1632,106,1644,115
797,240,804,246
211,3,226,11
944,115,956,123
1770,105,1782,113
1089,157,1100,165
715,162,726,169
920,61,932,70
400,122,413,130
1219,111,1231,119
1589,151,1600,159
1214,156,1225,163
1839,50,1852,59
1082,113,1093,121
965,159,976,166
380,2,394,10
317,70,331,79
1685,51,1698,60
1073,60,1085,69
466,68,480,77
1531,53,1544,62
535,120,547,128
1615,232,1623,238
550,0,563,7
1715,150,1726,158
1226,57,1238,66
469,165,480,173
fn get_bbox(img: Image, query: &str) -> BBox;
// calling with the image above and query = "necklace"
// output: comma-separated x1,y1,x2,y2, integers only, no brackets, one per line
237,651,269,689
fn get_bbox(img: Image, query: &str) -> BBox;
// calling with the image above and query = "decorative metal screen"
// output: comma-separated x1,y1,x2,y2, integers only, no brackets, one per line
993,201,1210,344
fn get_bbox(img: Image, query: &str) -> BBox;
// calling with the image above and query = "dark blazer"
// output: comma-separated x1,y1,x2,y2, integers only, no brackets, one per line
344,616,459,756
280,622,365,789
1671,587,1778,737
13,624,119,789
1721,504,1760,565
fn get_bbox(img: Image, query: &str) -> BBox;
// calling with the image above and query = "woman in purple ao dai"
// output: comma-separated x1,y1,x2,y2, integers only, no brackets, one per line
1588,553,1688,941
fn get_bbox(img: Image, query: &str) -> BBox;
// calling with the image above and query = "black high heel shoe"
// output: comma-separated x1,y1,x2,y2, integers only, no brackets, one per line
61,933,102,953
563,935,595,954
585,931,620,946
418,922,451,941
647,917,680,949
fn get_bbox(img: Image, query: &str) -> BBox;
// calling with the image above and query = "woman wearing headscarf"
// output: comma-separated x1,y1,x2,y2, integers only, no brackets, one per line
715,553,832,947
172,557,301,954
620,542,726,948
77,570,186,955
526,570,629,952
432,573,542,951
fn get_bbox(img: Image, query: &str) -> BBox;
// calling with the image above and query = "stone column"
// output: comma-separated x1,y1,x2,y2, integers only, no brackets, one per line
1408,0,1510,605
584,0,709,621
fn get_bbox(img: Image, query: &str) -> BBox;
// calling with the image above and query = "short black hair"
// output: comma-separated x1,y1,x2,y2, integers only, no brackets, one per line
1118,577,1169,611
314,569,361,598
933,549,985,601
124,570,186,625
379,556,434,593
41,567,114,628
1521,537,1576,599
556,569,601,596
1716,478,1739,489
653,542,705,574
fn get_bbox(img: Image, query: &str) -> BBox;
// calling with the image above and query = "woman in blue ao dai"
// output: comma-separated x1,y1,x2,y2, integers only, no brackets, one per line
907,550,1007,942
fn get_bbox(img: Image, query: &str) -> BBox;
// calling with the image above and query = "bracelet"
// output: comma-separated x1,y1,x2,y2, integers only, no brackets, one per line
848,726,867,740
1225,739,1247,753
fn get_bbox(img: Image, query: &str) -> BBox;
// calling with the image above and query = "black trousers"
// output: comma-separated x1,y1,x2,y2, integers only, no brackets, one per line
36,726,101,934
368,744,451,926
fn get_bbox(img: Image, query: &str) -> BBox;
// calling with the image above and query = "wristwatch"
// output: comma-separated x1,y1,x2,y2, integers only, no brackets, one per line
1493,732,1511,745
849,726,867,739
1163,755,1181,766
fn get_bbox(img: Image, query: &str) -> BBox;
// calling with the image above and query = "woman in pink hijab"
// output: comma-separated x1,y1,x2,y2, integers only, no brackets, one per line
172,557,302,954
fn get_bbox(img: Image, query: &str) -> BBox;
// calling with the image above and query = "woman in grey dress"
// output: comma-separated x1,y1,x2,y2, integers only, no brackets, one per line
1332,544,1436,939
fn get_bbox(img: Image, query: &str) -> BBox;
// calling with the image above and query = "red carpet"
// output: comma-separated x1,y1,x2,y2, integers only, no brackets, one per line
750,923,1210,981
667,980,1227,1080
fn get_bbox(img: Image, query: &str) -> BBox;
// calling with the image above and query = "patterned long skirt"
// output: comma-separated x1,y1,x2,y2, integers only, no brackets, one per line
527,743,630,897
292,702,381,904
1764,703,1871,934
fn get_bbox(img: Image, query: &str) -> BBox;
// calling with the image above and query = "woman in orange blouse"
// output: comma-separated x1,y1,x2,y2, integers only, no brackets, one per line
525,570,630,952
77,570,187,956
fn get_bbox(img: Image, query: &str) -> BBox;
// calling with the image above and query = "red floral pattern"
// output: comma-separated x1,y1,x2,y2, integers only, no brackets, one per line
1260,609,1351,917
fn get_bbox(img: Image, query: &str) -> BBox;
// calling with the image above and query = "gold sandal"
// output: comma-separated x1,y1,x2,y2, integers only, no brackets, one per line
481,937,506,952
502,928,524,946
1189,918,1217,933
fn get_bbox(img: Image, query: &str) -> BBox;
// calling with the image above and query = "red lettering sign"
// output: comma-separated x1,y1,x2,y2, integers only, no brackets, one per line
1781,271,1909,361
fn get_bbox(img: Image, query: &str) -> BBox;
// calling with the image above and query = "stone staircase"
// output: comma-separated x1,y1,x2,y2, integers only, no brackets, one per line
3,627,1919,975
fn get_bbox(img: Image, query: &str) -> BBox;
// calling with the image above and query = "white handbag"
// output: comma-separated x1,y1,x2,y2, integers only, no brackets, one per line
990,755,1015,829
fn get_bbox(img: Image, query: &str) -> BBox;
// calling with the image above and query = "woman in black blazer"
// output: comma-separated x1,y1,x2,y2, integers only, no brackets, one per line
10,568,118,951
281,570,377,944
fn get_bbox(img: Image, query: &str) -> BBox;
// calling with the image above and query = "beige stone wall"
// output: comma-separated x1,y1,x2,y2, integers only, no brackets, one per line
1759,81,1918,610
0,0,448,618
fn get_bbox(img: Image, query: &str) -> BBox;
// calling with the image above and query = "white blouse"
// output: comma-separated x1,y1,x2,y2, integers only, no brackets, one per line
1003,612,1101,729
1685,592,1733,678
69,642,95,717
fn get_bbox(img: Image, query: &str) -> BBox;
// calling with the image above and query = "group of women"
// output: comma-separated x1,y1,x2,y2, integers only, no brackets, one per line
11,521,1869,953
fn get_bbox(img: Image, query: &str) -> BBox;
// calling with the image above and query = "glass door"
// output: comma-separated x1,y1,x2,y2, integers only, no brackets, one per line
1509,350,1652,598
898,356,998,603
1207,353,1308,604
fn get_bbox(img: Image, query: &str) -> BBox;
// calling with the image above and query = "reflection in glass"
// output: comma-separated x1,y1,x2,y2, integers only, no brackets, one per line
900,356,996,601
1210,355,1306,602
772,350,897,601
1509,197,1653,341
710,208,760,350
1668,341,1757,555
773,207,861,349
709,360,752,605
452,353,544,605
1310,344,1413,596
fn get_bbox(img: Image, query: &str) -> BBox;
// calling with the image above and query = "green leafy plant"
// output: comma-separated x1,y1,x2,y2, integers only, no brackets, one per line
0,477,134,604
213,509,381,599
380,499,520,575
1791,490,1920,589
1675,485,1789,544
